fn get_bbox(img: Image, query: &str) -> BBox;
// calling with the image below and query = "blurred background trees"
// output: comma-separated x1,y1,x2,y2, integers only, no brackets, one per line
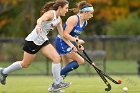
0,0,140,37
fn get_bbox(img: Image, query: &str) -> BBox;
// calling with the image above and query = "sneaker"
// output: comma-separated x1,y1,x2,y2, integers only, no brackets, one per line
0,68,8,85
59,82,72,88
48,82,71,92
48,83,61,92
48,88,65,92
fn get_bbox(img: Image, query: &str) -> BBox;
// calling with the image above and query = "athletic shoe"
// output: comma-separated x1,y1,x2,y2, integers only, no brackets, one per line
59,82,72,88
48,88,65,92
48,82,72,92
48,83,61,92
0,68,8,85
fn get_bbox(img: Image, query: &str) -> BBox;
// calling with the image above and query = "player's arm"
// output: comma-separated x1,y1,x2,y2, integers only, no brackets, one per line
63,16,85,45
57,17,75,49
36,11,53,33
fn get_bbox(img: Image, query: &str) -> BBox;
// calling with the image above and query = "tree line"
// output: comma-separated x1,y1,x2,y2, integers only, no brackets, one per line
0,0,140,37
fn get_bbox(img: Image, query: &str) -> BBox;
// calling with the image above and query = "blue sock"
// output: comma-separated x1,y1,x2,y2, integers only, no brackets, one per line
61,61,79,78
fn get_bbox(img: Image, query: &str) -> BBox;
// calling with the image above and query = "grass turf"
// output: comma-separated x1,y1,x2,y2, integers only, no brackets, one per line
0,75,140,93
0,60,137,75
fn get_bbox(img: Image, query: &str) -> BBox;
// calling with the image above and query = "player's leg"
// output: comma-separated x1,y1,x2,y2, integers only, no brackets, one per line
61,55,74,78
41,44,71,91
41,44,61,83
62,55,73,66
60,52,85,79
0,51,36,85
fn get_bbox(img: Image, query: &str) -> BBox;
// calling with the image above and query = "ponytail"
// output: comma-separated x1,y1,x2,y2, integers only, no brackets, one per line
40,2,55,16
69,8,79,14
40,0,69,16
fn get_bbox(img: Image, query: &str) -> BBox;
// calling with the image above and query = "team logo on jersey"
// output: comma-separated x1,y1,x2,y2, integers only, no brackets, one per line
74,29,81,34
66,47,71,52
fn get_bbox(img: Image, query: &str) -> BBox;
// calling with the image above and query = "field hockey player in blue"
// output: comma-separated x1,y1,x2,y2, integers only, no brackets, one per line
55,1,94,80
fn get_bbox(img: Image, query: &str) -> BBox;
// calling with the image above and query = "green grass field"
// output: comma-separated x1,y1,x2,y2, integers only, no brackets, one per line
0,60,137,75
0,75,140,93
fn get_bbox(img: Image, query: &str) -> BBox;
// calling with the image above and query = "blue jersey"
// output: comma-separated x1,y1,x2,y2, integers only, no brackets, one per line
55,15,87,55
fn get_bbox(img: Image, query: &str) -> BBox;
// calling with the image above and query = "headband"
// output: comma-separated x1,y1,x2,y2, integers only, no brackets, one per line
80,6,94,12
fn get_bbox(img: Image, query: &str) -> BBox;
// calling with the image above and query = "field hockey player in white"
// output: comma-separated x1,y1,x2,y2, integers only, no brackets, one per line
0,0,73,92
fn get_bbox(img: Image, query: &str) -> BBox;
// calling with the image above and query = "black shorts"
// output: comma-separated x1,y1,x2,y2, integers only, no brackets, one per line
23,40,50,54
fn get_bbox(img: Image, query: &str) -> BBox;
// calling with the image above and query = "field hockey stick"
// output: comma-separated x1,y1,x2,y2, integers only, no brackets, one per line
81,50,121,84
77,51,111,91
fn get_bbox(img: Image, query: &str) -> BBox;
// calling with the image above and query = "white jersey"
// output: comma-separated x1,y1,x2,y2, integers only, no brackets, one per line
25,10,60,45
